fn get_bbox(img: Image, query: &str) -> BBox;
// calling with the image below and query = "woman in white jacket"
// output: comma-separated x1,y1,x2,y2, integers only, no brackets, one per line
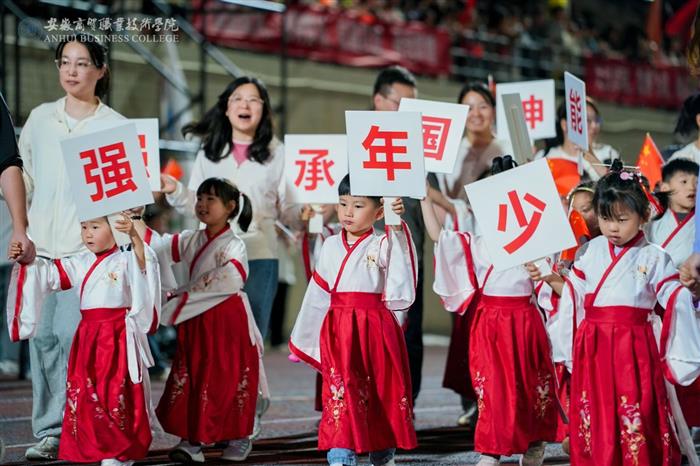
17,33,125,460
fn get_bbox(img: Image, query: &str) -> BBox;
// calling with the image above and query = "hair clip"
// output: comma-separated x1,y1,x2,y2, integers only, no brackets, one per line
619,172,634,181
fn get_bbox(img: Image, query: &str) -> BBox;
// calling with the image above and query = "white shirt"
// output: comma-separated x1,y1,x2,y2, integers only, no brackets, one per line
669,142,700,164
166,139,301,260
18,97,125,259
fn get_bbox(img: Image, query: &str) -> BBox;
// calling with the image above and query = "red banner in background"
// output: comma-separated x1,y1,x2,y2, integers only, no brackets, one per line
191,2,452,76
585,57,696,110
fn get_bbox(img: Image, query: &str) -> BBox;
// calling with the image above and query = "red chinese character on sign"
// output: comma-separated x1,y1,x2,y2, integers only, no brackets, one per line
568,89,583,134
361,125,411,181
294,149,335,191
497,190,547,254
138,134,150,177
522,95,544,130
80,142,138,202
422,116,451,161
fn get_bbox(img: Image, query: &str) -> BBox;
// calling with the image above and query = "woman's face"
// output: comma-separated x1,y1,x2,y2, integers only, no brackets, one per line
462,91,495,135
226,83,265,140
586,104,600,144
57,41,105,100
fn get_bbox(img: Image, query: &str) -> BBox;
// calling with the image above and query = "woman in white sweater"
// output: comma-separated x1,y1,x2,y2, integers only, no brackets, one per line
162,76,299,341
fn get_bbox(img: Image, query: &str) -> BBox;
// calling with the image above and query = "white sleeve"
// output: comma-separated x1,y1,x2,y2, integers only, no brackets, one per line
652,252,700,386
289,241,332,371
378,223,417,311
433,229,476,315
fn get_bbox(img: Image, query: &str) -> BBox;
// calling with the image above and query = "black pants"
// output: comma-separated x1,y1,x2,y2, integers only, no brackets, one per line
405,267,424,403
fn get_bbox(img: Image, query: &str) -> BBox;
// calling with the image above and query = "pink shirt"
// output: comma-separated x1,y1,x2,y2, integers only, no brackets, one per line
232,140,251,166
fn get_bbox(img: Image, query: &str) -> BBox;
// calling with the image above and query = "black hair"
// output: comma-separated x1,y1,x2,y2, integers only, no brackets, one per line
372,66,417,97
490,155,518,175
674,93,700,136
457,82,496,107
183,76,274,164
654,158,700,215
544,97,601,157
567,180,596,203
196,177,253,232
55,33,110,98
338,174,381,206
592,159,649,220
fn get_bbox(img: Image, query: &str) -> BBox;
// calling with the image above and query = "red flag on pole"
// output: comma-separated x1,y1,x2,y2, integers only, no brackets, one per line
635,133,664,192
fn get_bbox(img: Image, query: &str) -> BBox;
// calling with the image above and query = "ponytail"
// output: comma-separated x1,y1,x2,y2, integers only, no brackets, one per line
236,193,253,232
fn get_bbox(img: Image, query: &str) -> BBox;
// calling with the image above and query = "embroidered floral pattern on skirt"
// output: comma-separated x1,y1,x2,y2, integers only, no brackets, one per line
619,395,645,466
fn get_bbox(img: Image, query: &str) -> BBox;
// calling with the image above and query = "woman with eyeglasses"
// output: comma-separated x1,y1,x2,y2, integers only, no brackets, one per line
161,76,300,461
16,34,151,466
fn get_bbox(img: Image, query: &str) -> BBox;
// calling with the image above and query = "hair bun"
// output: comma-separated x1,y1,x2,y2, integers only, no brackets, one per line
610,159,624,173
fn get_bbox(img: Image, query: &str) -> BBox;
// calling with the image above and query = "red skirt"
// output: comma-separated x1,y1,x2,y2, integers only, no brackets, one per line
442,311,476,399
569,305,681,466
318,292,417,453
677,378,700,427
156,294,259,443
469,295,558,455
555,363,571,442
58,308,151,463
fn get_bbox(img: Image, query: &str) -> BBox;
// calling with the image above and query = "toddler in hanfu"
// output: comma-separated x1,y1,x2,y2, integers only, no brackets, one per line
6,213,160,466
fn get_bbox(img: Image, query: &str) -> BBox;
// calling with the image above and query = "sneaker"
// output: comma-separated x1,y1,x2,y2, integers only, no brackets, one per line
169,440,205,463
457,403,478,427
221,438,252,462
250,414,262,440
25,437,60,460
476,455,500,466
520,441,545,466
372,460,395,466
101,459,134,466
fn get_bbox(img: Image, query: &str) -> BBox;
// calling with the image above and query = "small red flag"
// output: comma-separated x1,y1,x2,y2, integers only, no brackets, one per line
635,133,664,192
163,158,183,181
560,210,591,262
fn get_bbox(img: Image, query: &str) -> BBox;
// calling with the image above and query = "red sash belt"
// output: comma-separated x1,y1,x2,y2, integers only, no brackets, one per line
330,292,384,309
80,307,128,322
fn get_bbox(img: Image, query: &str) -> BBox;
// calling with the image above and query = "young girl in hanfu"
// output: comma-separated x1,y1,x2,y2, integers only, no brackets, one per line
527,161,700,466
6,214,160,466
154,177,264,463
289,174,418,466
422,156,558,466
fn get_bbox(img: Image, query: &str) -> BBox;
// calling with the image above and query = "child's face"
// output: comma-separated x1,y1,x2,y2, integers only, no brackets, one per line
661,171,697,213
80,217,116,254
597,204,646,247
195,190,234,227
571,191,599,235
336,195,383,236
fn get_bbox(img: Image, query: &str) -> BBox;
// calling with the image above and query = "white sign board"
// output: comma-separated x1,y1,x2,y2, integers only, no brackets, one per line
60,122,154,221
284,134,348,204
564,72,588,151
496,79,555,141
501,93,532,165
91,118,161,191
345,111,426,198
464,158,576,271
398,98,469,174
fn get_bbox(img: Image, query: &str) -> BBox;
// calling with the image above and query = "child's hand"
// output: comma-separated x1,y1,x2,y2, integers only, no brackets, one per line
160,174,177,194
124,206,145,219
525,262,544,281
7,241,23,261
113,212,136,237
680,262,698,289
390,197,405,216
300,204,314,222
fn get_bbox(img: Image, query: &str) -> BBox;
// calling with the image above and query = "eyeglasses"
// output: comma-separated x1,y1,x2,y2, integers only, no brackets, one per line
229,95,264,106
55,58,95,71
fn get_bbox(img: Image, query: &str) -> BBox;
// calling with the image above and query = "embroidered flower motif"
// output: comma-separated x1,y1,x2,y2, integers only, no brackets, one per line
107,271,119,284
578,390,592,454
534,372,552,419
326,367,346,428
86,377,107,423
399,395,413,422
66,381,80,438
111,381,127,432
236,367,250,412
473,372,486,413
619,395,646,466
636,265,648,282
168,362,188,405
365,254,378,269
